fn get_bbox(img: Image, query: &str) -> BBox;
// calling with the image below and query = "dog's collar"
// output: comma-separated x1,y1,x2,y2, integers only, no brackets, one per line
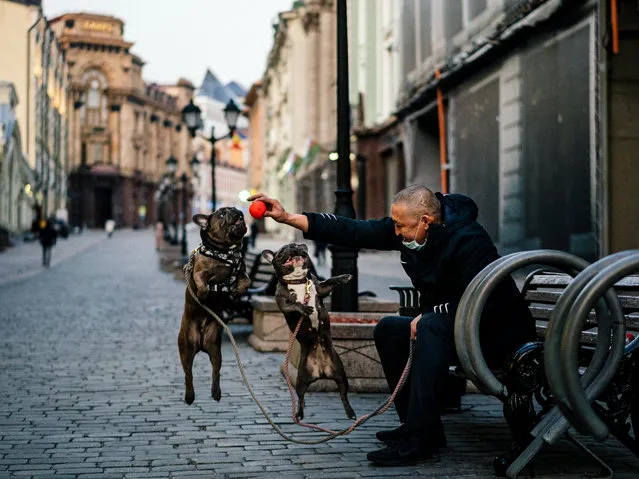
280,278,308,285
199,229,241,252
195,243,242,266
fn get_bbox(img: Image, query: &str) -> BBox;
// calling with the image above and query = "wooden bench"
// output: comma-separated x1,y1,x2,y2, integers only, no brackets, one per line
390,272,639,475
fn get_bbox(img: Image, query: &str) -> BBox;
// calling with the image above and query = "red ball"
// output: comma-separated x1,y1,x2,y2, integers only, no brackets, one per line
249,200,267,219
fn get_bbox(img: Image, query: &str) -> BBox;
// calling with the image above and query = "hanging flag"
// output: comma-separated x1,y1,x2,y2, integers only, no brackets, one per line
304,138,321,163
231,131,242,150
278,150,301,179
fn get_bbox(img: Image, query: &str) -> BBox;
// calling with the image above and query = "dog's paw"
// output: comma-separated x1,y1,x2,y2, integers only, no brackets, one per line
336,274,353,284
296,407,304,421
185,391,195,405
300,304,315,316
345,406,356,420
197,290,209,303
212,387,221,402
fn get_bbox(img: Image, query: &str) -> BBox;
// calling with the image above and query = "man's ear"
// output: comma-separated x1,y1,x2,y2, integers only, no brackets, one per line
262,250,275,264
422,214,435,229
193,214,209,229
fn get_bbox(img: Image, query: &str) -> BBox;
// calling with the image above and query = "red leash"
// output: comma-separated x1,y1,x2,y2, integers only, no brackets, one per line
281,282,414,435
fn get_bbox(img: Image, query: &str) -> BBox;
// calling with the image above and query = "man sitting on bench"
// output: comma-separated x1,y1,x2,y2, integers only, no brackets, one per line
248,185,536,466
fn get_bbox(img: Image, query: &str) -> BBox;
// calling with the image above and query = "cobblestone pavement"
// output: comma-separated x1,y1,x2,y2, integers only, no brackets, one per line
1,229,638,478
0,231,108,287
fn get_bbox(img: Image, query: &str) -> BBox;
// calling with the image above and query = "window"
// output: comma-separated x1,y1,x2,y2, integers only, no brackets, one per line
401,0,416,77
92,143,103,164
444,0,463,42
467,0,487,21
80,69,108,127
419,0,432,61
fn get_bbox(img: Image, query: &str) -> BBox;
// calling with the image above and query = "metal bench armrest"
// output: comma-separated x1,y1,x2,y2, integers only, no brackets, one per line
389,285,421,317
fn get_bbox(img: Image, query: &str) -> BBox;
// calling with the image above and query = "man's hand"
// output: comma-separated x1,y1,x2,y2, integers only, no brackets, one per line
247,193,288,222
247,193,309,233
410,314,422,340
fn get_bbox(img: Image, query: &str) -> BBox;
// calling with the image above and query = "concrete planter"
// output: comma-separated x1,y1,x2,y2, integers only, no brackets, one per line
248,296,398,352
282,315,389,393
158,244,182,273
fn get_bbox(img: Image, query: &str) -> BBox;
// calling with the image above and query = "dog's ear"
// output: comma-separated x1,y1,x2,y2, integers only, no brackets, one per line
261,250,275,264
192,214,209,229
299,243,308,253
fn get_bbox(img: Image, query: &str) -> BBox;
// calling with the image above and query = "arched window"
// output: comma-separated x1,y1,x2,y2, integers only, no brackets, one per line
80,69,108,126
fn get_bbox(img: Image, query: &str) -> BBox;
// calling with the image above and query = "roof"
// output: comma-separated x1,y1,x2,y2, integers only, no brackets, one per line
198,69,237,104
226,81,247,99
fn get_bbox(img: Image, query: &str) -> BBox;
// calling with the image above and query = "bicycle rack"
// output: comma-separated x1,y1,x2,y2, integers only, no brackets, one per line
557,252,639,440
454,250,624,478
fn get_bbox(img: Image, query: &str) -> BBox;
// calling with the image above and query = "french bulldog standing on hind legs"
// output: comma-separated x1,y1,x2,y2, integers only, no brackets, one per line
262,243,356,420
178,208,250,405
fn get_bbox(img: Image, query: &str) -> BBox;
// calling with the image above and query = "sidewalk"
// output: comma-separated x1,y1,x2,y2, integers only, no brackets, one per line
0,229,110,287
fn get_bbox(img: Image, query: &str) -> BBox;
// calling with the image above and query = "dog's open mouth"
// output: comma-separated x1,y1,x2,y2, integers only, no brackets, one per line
284,255,306,266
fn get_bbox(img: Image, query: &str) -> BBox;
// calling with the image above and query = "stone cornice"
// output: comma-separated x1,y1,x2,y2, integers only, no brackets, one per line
58,33,134,50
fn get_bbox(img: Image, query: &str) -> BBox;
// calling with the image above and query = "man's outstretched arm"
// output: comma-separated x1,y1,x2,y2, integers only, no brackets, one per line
248,193,397,251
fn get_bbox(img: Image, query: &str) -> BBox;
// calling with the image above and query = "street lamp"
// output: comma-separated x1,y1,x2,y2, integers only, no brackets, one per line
179,155,201,259
166,155,179,244
331,0,359,312
181,97,242,212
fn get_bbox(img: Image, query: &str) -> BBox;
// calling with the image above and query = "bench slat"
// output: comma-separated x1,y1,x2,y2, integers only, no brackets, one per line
530,273,639,289
525,290,639,309
529,305,639,331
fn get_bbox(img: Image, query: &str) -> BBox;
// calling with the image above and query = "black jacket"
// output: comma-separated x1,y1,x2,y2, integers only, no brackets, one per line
303,193,536,362
39,223,58,248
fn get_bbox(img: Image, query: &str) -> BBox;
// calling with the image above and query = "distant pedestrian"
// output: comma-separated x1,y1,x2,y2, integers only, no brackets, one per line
313,240,327,266
155,221,164,251
105,219,116,238
249,221,259,249
39,217,57,268
138,205,147,228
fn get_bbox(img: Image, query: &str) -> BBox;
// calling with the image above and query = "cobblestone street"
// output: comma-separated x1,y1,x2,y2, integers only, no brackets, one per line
0,229,638,478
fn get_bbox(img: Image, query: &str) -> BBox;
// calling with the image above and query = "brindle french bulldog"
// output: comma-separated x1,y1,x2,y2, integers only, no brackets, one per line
262,243,356,420
178,208,250,405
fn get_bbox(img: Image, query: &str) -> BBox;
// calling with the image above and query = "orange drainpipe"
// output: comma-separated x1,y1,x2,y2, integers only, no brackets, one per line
611,0,619,53
435,69,449,193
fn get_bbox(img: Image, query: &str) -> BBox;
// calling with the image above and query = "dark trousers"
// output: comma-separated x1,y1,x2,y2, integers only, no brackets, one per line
374,314,456,446
42,246,52,267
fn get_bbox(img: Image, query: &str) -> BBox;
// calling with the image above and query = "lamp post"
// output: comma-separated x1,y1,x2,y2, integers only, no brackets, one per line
181,155,200,258
181,98,241,211
166,155,178,244
331,0,359,312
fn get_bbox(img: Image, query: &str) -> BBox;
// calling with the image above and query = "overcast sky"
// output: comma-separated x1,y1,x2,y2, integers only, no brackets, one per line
44,0,294,89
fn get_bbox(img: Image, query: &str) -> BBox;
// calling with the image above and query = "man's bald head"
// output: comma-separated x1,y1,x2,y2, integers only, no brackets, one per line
392,185,441,221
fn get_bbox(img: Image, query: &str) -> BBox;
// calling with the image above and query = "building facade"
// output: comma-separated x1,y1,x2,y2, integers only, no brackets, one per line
261,0,338,239
0,82,35,247
0,0,69,224
49,12,194,229
244,81,265,197
348,0,403,219
391,0,638,259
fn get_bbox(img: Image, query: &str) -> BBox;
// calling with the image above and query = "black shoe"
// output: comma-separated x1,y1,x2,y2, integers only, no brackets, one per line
375,424,407,445
367,439,439,466
376,424,447,448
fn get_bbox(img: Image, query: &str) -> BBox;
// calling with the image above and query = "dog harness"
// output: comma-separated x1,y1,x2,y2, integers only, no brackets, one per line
184,242,243,294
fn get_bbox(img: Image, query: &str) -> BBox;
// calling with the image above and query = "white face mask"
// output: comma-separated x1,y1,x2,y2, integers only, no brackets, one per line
402,220,427,251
